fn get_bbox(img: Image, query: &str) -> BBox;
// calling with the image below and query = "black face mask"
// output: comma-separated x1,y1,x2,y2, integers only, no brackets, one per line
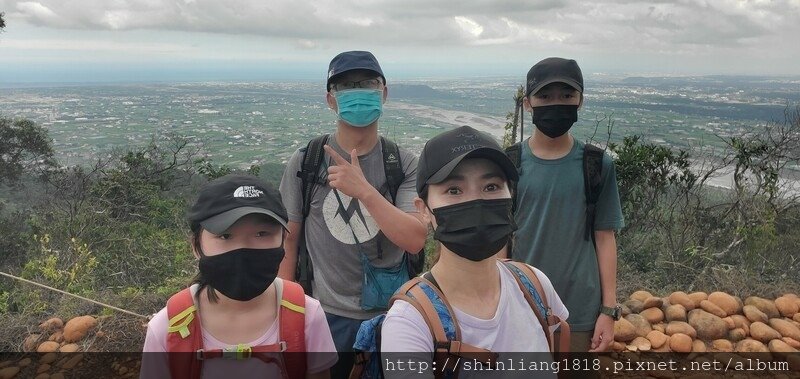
532,104,579,138
431,198,516,262
198,247,285,301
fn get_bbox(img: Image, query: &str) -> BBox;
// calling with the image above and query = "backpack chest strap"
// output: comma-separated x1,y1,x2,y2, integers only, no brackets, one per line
197,342,288,360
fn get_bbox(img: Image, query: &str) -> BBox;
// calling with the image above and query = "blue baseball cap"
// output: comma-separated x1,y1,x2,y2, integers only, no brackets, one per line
326,51,385,91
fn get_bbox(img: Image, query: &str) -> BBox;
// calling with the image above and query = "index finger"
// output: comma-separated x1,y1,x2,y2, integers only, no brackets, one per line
323,145,348,166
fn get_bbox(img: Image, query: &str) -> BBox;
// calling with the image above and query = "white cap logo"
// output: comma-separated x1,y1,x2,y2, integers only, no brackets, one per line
233,186,264,198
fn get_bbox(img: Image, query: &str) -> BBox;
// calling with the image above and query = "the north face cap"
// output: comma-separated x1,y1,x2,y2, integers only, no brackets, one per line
188,174,288,235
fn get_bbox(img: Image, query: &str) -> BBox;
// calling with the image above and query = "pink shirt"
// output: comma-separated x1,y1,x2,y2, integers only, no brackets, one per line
141,279,337,378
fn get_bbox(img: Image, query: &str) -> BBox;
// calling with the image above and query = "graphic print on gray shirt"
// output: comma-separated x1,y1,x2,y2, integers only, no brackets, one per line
280,134,419,319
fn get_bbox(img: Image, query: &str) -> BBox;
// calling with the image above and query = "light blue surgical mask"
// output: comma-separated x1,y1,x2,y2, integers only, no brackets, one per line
334,89,383,127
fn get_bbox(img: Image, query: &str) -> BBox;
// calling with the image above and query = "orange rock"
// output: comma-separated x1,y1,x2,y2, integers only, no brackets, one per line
39,318,63,332
688,308,728,340
687,292,708,308
710,339,733,352
699,300,727,318
630,290,654,303
624,299,644,314
728,328,748,342
59,344,80,353
631,336,652,351
625,314,652,337
782,337,800,349
708,292,740,316
692,339,707,352
652,323,666,333
36,341,60,353
61,354,83,370
668,291,695,311
774,296,799,318
730,314,751,329
40,353,57,364
63,316,97,343
641,307,665,324
768,339,798,357
665,304,687,322
36,363,50,374
646,330,669,349
0,367,21,379
614,318,636,342
743,305,768,323
642,296,664,310
795,313,800,323
750,321,781,343
744,297,780,319
666,321,697,339
611,341,626,352
48,331,63,343
669,333,692,353
722,317,735,329
735,338,769,353
768,318,800,341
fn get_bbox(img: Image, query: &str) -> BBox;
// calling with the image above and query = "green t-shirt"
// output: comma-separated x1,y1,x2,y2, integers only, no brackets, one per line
512,137,625,332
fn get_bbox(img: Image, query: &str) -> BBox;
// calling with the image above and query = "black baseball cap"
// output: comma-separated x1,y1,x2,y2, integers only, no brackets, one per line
417,125,518,194
525,57,584,97
188,174,288,235
326,50,386,91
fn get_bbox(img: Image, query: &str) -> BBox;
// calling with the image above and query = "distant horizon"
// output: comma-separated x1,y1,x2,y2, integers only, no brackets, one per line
3,71,800,89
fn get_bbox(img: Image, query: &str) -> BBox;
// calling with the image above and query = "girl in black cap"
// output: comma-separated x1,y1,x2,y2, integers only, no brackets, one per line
141,174,337,379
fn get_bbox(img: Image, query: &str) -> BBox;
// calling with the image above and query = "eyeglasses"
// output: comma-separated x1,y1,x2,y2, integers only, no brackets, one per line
330,78,383,92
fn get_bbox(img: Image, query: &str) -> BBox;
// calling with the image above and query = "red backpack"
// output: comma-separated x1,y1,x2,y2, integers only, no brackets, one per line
165,280,307,379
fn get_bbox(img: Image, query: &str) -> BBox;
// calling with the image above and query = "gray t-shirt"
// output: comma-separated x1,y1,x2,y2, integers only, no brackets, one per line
279,134,419,320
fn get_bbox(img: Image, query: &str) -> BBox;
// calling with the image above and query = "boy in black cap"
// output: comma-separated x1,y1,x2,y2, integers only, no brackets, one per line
278,51,426,377
510,57,624,354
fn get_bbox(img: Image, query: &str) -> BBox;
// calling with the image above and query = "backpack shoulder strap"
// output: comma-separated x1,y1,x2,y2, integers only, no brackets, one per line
380,136,405,204
504,142,523,172
166,287,203,379
501,260,570,353
296,135,330,218
582,143,605,243
280,280,307,379
392,276,498,379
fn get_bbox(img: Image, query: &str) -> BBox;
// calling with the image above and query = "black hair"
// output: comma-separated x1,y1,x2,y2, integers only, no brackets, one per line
189,221,220,304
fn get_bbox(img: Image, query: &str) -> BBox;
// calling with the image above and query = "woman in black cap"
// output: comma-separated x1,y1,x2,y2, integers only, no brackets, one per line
379,126,570,378
141,174,337,379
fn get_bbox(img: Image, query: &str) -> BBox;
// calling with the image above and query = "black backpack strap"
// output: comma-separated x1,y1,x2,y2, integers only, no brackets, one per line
380,136,405,204
296,135,329,218
582,143,605,244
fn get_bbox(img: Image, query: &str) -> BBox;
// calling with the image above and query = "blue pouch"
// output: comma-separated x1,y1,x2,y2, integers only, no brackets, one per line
360,253,410,311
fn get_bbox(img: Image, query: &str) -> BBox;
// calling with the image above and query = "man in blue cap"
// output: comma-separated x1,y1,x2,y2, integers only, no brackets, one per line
279,51,427,378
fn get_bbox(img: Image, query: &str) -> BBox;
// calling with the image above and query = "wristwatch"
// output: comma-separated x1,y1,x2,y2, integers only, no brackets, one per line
599,305,622,321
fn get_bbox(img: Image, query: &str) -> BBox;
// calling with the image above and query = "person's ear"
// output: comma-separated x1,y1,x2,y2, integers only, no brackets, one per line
414,197,432,226
326,92,337,112
523,95,532,112
382,85,388,103
578,93,584,110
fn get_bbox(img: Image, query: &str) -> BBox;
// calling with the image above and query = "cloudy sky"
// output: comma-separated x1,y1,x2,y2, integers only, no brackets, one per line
1,0,799,83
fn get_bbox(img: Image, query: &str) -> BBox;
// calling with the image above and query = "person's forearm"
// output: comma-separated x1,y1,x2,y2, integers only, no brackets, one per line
595,230,618,307
360,186,427,253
